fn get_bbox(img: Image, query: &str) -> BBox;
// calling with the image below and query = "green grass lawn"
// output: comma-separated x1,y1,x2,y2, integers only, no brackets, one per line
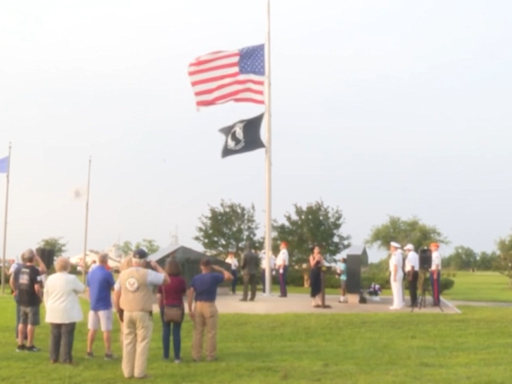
286,271,512,303
1,295,512,383
441,271,512,303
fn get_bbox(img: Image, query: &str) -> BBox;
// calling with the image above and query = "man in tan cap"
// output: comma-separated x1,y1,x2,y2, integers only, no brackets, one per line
113,249,169,379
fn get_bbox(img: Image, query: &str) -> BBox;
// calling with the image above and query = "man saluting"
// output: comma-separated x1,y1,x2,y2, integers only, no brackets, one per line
113,249,169,379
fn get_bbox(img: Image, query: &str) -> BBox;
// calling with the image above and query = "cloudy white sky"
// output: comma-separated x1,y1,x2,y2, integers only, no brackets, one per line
1,0,511,262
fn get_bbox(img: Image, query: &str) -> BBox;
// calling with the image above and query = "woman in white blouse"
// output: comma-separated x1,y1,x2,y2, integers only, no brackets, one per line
44,257,86,364
225,251,239,294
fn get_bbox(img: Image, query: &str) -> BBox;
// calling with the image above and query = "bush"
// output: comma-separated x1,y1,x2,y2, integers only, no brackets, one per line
440,277,455,293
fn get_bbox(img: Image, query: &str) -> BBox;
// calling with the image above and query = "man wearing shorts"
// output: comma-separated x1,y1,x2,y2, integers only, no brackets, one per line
10,249,43,352
86,253,116,359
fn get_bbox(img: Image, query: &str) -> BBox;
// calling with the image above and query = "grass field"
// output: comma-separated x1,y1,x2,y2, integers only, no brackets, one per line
287,271,512,303
1,295,512,383
439,271,512,303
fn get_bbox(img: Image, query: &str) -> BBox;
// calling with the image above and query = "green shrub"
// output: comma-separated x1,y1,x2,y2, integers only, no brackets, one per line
439,277,455,294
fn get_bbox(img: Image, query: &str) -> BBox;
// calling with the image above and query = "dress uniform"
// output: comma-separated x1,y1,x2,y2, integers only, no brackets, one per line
389,242,404,310
113,249,168,379
429,243,442,306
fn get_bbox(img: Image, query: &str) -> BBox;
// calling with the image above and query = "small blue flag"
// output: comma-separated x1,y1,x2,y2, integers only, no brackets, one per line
0,156,9,174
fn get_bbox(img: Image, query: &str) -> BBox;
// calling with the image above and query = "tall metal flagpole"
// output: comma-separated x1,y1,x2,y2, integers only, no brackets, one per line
83,156,92,284
1,143,12,294
264,0,272,295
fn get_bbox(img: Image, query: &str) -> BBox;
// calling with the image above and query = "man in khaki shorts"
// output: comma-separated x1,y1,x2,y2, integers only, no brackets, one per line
86,253,116,359
113,249,169,379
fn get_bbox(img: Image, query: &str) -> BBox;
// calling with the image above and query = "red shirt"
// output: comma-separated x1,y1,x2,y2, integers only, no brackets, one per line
158,275,187,306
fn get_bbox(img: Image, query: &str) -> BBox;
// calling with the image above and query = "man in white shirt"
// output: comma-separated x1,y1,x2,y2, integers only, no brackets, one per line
276,242,289,298
404,244,419,308
259,250,276,293
388,242,404,310
429,243,442,306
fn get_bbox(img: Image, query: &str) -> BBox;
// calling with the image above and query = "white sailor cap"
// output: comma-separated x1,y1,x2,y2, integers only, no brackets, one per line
390,241,401,249
404,244,414,251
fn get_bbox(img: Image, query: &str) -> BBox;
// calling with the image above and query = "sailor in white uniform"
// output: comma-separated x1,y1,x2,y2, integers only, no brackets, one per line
389,242,404,310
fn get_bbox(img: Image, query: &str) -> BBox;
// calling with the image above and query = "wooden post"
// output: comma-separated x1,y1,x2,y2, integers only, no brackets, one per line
319,266,331,309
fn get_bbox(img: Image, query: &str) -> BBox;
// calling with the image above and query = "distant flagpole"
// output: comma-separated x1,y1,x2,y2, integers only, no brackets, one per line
264,0,272,296
83,156,92,284
1,143,12,294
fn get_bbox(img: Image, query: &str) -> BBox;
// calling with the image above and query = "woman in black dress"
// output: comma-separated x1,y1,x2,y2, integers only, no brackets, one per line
309,246,324,307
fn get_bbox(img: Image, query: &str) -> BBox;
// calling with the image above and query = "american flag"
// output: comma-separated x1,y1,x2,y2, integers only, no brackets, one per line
188,44,265,108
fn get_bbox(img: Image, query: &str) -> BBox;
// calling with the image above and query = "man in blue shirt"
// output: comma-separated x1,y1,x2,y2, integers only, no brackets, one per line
187,258,233,362
86,253,116,360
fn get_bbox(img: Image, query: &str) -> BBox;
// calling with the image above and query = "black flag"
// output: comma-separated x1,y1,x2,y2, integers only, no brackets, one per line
219,113,265,158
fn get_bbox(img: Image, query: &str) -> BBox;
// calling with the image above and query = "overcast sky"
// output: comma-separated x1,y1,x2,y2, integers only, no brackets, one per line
1,0,511,262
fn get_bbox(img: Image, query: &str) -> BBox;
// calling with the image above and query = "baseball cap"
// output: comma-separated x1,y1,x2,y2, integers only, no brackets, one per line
133,249,148,259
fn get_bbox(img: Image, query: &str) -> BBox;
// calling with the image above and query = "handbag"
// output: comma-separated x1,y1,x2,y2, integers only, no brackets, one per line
162,285,183,323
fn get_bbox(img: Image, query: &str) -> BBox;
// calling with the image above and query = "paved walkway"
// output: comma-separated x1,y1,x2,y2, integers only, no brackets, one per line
447,300,512,307
151,293,460,315
79,292,463,314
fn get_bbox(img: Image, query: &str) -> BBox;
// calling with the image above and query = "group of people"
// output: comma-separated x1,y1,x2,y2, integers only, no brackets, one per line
8,239,357,378
9,247,234,379
388,241,442,310
224,241,290,299
224,242,349,307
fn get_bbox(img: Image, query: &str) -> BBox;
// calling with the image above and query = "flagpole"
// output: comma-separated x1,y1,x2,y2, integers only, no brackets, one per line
1,143,12,294
83,156,92,284
264,0,272,295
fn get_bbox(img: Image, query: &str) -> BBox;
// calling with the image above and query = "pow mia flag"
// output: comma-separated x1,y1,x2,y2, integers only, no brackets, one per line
219,113,265,158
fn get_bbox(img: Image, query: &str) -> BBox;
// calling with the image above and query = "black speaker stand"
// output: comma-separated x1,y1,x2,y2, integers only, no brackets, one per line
411,272,443,313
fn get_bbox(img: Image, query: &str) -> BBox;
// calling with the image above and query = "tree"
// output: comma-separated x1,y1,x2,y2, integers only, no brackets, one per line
119,239,160,256
134,239,160,256
120,241,133,256
443,246,477,270
38,237,68,257
194,200,260,257
495,232,512,285
365,216,449,252
273,200,351,265
476,251,499,271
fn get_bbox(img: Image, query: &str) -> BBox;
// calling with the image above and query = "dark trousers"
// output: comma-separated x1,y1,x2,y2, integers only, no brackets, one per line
159,308,182,360
408,271,419,306
50,323,76,363
430,271,441,305
261,270,266,292
279,266,288,297
231,270,237,294
242,274,257,300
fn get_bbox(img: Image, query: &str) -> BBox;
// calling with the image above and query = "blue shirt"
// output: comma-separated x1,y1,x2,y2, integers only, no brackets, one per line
87,265,115,311
337,263,347,281
190,272,225,302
